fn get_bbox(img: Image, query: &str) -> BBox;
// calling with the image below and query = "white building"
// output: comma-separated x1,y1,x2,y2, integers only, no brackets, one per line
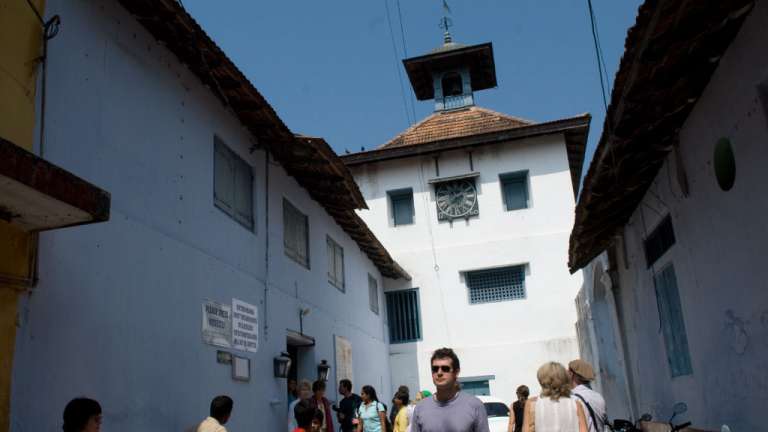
342,34,591,403
10,1,407,430
570,1,765,430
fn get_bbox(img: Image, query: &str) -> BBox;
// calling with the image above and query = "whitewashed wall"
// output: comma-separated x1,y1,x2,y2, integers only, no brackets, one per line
350,133,583,404
10,1,392,430
578,2,768,430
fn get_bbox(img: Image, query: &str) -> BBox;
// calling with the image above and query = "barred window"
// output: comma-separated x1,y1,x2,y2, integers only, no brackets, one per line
386,289,422,343
368,274,379,314
327,236,345,291
283,199,309,268
466,266,526,304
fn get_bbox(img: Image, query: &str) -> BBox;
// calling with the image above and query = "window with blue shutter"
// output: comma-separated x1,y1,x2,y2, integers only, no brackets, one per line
327,236,345,291
368,274,379,314
388,188,414,226
500,171,529,211
214,137,254,231
466,266,526,304
654,264,693,377
386,289,422,343
283,199,310,268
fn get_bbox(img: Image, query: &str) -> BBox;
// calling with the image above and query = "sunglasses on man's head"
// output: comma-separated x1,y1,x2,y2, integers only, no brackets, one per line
431,365,453,373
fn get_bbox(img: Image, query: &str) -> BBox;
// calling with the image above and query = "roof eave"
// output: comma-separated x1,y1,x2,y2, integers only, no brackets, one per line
341,114,591,172
568,0,756,273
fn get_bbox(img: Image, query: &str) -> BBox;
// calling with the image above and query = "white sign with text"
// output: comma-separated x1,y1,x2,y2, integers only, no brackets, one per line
202,300,232,348
232,298,258,353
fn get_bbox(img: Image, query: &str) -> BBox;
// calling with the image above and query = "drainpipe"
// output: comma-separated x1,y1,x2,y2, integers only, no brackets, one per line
263,148,270,342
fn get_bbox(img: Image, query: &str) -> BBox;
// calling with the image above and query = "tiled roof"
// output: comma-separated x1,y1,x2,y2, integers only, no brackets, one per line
380,106,533,149
116,0,408,280
568,0,755,272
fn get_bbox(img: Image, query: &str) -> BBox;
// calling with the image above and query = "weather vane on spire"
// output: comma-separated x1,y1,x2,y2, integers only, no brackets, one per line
439,0,454,44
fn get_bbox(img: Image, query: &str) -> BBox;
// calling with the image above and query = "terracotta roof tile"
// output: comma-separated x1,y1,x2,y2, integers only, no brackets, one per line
380,106,534,149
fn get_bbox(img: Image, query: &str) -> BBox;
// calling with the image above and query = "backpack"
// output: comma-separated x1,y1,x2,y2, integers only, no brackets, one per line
381,402,392,432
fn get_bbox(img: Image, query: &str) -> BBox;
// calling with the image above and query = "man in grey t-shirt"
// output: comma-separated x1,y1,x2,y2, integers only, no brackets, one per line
410,348,489,432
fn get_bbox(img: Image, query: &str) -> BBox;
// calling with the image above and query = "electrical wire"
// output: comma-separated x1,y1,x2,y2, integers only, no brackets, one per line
384,0,414,126
586,0,610,114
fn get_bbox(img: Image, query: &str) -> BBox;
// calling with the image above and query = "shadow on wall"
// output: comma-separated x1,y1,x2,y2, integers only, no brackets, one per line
389,342,421,401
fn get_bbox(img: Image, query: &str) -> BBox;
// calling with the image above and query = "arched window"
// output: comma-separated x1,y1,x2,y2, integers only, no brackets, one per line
441,72,463,97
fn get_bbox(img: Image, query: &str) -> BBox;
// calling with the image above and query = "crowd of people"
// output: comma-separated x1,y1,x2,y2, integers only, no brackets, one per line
283,349,606,432
58,347,606,432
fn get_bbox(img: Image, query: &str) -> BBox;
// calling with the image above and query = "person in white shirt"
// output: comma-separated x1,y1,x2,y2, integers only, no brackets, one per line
197,395,233,432
568,360,607,432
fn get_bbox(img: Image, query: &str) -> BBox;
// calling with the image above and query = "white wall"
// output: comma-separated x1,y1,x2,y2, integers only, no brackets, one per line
579,2,768,430
10,1,392,430
351,133,582,403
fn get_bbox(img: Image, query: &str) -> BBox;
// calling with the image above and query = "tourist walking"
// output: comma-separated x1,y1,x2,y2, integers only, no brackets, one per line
312,409,325,432
390,385,409,426
569,359,607,432
293,399,316,432
289,380,313,432
392,391,410,432
410,347,489,432
522,362,587,432
507,385,529,432
196,395,234,432
336,379,363,432
63,397,102,432
310,380,334,432
356,385,388,432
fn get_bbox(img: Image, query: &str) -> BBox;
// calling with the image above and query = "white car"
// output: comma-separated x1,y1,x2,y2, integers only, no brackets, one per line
478,396,511,432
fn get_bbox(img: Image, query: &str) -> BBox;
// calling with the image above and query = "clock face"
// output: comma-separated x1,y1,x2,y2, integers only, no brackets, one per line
435,179,479,220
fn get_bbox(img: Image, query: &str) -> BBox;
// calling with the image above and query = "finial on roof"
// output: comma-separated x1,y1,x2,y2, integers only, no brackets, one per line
439,0,453,45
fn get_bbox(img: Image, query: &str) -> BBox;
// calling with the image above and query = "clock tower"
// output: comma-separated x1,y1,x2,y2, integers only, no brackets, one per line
402,21,497,112
400,26,499,220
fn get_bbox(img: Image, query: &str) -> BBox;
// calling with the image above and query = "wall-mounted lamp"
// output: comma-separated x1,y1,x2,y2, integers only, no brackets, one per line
274,352,292,378
317,359,330,382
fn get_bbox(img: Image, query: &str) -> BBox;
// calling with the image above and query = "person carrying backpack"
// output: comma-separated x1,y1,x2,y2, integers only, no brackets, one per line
357,385,389,432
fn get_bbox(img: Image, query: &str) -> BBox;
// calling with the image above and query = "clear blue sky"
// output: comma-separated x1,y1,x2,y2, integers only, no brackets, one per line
182,0,642,179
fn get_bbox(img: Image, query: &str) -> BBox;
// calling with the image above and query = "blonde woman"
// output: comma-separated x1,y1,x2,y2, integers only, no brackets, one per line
522,362,588,432
289,380,313,432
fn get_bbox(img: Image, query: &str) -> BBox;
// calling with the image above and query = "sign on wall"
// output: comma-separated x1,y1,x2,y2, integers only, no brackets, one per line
202,300,232,348
232,298,259,353
334,335,353,384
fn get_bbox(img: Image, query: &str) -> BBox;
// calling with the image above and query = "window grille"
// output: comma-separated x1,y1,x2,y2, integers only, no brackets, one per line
327,236,344,291
283,199,309,268
386,289,422,343
389,188,414,226
644,215,675,267
466,266,526,304
214,137,254,230
368,274,379,314
500,171,529,211
654,264,693,377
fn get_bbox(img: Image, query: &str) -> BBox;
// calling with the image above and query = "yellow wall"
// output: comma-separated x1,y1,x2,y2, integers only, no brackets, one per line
0,0,46,429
